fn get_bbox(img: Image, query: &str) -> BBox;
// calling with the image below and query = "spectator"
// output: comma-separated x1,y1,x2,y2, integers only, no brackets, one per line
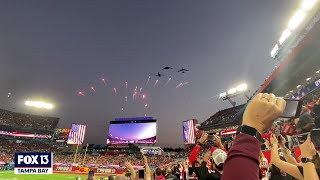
296,106,315,134
270,134,320,179
313,98,320,128
155,167,165,180
189,132,226,180
165,168,178,180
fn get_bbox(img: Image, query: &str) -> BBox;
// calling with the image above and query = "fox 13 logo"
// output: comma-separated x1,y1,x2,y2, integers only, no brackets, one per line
14,152,53,174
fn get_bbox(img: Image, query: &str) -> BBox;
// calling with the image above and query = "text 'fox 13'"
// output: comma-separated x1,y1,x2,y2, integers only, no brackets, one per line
14,152,53,174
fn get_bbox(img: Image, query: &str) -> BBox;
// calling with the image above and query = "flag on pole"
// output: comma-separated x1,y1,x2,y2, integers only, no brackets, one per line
67,124,87,144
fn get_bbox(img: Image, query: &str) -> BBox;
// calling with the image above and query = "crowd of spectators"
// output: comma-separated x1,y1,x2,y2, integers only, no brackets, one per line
201,104,245,127
0,139,175,169
0,108,59,130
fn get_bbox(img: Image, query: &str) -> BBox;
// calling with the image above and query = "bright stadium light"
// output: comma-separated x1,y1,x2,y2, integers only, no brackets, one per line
271,44,279,58
301,0,318,11
219,92,227,98
25,100,54,110
306,77,312,81
236,84,248,92
288,10,306,30
290,90,294,93
316,70,320,73
279,29,292,45
296,85,301,88
227,88,237,95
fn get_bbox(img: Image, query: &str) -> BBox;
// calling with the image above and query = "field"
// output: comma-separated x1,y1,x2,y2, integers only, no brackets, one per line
0,171,110,180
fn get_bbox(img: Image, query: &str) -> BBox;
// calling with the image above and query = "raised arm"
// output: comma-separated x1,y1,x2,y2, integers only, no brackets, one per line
142,155,151,180
188,132,208,164
125,162,137,180
222,93,286,180
270,134,303,180
279,135,298,165
300,135,319,180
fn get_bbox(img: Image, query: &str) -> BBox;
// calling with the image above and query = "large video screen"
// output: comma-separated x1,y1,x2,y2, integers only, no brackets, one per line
182,119,196,144
107,119,157,144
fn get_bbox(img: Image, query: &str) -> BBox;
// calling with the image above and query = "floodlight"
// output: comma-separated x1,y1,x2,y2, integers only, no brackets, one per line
236,84,248,92
306,77,312,81
316,70,320,73
227,88,237,95
219,92,227,98
271,44,279,58
286,94,289,96
24,100,54,110
301,0,318,10
25,101,33,106
290,90,294,93
296,85,301,88
288,10,306,30
279,29,292,45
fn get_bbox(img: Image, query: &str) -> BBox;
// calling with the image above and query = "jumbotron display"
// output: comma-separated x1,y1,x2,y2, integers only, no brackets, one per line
107,119,157,144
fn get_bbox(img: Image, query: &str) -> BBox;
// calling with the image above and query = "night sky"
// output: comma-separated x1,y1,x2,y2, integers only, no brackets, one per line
0,0,297,147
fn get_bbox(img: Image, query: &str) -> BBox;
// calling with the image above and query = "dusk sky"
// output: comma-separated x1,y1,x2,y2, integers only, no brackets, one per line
0,0,297,147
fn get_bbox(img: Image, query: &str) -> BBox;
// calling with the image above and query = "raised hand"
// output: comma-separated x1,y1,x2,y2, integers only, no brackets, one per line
198,132,208,145
243,93,286,135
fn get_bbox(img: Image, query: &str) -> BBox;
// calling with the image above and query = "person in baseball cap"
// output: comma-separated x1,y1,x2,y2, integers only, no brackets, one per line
210,147,227,173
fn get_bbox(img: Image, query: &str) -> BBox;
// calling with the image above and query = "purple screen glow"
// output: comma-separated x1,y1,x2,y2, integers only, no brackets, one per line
107,121,157,144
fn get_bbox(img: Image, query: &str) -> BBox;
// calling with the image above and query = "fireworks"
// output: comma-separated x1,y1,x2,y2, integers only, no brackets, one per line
153,80,159,87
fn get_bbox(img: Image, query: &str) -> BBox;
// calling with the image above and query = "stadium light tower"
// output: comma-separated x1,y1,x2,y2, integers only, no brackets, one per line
25,100,54,110
219,83,249,107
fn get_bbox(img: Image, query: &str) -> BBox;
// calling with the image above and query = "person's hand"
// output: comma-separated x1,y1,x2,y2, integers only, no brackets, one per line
300,135,317,159
270,134,278,146
203,151,211,162
198,132,208,144
279,135,286,148
214,135,222,146
125,162,134,171
142,155,148,164
242,93,286,135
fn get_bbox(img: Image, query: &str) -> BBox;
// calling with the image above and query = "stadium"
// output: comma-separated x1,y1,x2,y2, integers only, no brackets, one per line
1,0,320,180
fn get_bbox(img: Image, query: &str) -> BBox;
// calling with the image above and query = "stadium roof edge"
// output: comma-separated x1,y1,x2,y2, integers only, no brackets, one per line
258,9,320,95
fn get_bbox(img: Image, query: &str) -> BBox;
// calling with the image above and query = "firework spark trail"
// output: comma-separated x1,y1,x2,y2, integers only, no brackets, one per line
101,78,107,85
90,86,96,92
113,88,117,95
146,76,151,86
78,91,85,96
153,80,159,87
176,83,183,88
125,81,128,89
164,78,172,86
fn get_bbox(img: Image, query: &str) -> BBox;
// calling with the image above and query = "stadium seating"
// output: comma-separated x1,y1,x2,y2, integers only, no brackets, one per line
0,108,59,131
200,104,245,128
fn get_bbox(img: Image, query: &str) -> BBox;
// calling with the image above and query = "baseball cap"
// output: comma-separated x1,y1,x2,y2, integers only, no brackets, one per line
211,148,227,166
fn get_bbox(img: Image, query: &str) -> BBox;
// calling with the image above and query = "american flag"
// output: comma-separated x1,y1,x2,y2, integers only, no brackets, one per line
67,124,87,144
183,120,195,144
